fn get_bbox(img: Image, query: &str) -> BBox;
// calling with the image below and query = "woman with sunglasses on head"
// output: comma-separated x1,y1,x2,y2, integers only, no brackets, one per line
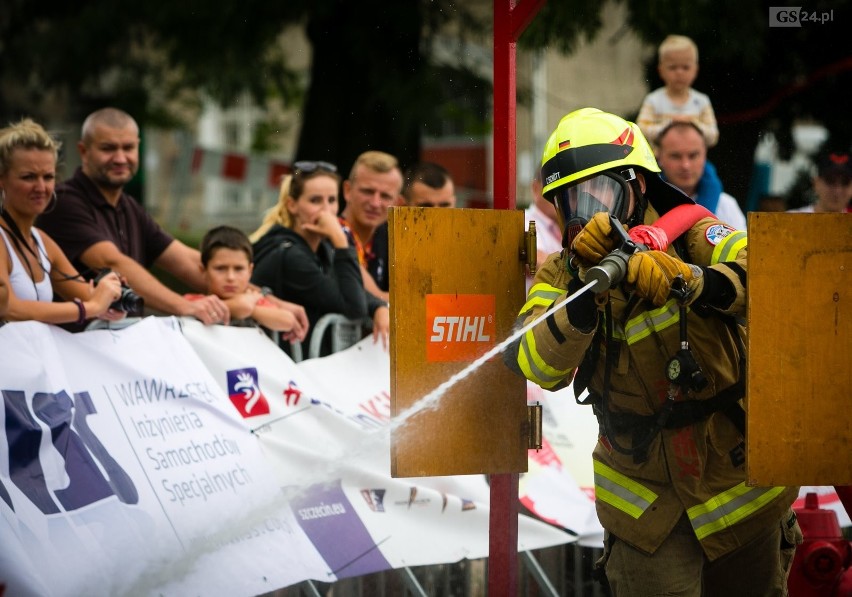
0,119,123,325
249,161,389,357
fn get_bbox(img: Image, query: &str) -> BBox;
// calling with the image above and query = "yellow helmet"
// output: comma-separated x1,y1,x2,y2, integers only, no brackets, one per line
541,108,658,195
540,108,691,236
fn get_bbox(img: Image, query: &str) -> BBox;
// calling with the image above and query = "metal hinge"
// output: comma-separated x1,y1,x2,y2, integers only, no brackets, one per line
527,402,542,450
521,220,537,276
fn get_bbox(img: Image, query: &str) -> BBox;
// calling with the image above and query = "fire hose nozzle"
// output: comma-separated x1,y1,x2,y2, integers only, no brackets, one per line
579,215,645,294
585,249,631,293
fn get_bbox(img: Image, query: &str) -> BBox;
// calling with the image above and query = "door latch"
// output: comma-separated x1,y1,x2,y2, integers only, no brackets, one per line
527,402,542,450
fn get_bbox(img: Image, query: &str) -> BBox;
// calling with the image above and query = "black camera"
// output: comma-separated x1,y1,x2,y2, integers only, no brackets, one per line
94,269,144,314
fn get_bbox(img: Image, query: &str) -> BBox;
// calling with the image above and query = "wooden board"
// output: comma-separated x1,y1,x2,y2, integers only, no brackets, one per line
389,207,528,477
747,212,851,486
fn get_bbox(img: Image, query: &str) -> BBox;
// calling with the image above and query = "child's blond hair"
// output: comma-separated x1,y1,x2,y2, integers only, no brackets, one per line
658,35,698,64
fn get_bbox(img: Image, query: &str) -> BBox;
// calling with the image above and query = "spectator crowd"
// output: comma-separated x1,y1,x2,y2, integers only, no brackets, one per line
0,34,848,357
0,108,464,359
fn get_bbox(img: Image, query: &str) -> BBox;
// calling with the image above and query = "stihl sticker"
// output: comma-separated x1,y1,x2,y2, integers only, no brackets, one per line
426,294,496,362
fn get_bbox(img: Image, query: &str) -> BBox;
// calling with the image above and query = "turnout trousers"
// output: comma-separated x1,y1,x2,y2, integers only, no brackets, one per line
599,508,802,596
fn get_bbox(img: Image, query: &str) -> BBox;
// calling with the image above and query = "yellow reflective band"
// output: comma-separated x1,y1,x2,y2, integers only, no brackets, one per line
520,295,557,315
687,483,787,541
711,231,747,264
593,460,658,519
518,329,571,388
621,301,681,345
530,281,564,296
519,283,565,315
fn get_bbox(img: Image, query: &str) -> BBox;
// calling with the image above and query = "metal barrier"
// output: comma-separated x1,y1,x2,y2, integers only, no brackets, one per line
283,314,371,362
307,314,372,359
264,545,609,596
85,316,145,331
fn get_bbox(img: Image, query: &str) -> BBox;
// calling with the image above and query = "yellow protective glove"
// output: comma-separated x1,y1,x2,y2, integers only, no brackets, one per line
571,212,625,267
626,251,703,306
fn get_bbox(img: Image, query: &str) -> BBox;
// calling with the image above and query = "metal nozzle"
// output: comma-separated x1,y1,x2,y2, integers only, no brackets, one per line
585,249,631,292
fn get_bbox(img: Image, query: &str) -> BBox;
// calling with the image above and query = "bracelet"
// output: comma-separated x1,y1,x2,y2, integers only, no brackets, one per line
72,298,87,325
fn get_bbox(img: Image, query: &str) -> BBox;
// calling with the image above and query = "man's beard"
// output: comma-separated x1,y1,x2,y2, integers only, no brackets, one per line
92,168,135,190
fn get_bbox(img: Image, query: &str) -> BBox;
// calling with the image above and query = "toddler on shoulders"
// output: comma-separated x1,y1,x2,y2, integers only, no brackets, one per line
638,34,718,147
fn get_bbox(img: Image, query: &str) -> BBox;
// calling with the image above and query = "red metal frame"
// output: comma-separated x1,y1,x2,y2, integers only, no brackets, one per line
492,0,546,212
490,1,546,594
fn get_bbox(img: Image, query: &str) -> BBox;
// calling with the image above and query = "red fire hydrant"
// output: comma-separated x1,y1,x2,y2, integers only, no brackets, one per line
788,492,852,596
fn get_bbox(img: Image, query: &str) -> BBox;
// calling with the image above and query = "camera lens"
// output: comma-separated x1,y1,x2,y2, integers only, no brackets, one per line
114,288,144,314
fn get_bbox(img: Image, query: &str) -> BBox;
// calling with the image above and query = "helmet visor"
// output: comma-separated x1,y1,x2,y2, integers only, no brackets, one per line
552,171,632,226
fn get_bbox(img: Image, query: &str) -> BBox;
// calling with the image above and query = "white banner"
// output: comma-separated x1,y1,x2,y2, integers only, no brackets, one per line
0,318,571,596
180,319,575,572
0,318,329,596
8,317,833,595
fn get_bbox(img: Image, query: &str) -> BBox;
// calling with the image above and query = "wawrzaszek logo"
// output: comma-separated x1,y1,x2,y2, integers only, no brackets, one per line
769,7,835,27
226,367,270,418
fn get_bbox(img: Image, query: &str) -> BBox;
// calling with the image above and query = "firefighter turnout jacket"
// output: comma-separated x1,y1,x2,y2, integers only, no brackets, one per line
509,206,798,560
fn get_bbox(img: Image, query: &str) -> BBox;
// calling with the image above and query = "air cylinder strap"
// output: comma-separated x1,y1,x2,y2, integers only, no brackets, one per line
596,379,746,437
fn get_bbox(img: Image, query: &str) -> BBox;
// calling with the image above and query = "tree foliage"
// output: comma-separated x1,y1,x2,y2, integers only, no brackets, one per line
522,0,852,203
4,1,847,204
0,0,488,173
0,1,307,125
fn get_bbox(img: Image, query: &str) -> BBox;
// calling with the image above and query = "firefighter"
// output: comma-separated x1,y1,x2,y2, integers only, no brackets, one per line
505,108,801,596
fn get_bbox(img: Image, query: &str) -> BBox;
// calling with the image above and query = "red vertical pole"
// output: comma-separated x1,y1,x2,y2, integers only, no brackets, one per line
493,0,545,211
488,473,519,595
490,4,518,593
490,1,546,595
492,0,517,212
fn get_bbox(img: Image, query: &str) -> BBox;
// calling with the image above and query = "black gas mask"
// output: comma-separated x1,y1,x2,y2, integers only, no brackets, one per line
550,168,644,249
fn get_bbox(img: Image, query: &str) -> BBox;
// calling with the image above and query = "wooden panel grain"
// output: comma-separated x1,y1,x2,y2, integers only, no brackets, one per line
747,212,851,486
389,206,528,477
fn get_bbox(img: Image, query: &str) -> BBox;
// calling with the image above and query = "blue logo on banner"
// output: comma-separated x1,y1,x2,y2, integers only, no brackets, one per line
225,368,269,417
1,389,138,514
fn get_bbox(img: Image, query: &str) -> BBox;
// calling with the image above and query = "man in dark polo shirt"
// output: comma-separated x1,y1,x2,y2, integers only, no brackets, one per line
39,108,233,326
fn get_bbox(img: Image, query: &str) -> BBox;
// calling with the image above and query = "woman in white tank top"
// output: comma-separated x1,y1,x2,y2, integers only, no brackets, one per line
0,119,124,326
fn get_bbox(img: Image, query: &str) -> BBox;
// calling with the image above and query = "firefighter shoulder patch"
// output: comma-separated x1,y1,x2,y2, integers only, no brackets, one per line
704,223,736,246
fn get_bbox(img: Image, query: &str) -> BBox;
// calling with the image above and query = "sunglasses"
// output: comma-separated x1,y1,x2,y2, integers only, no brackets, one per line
293,160,337,175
